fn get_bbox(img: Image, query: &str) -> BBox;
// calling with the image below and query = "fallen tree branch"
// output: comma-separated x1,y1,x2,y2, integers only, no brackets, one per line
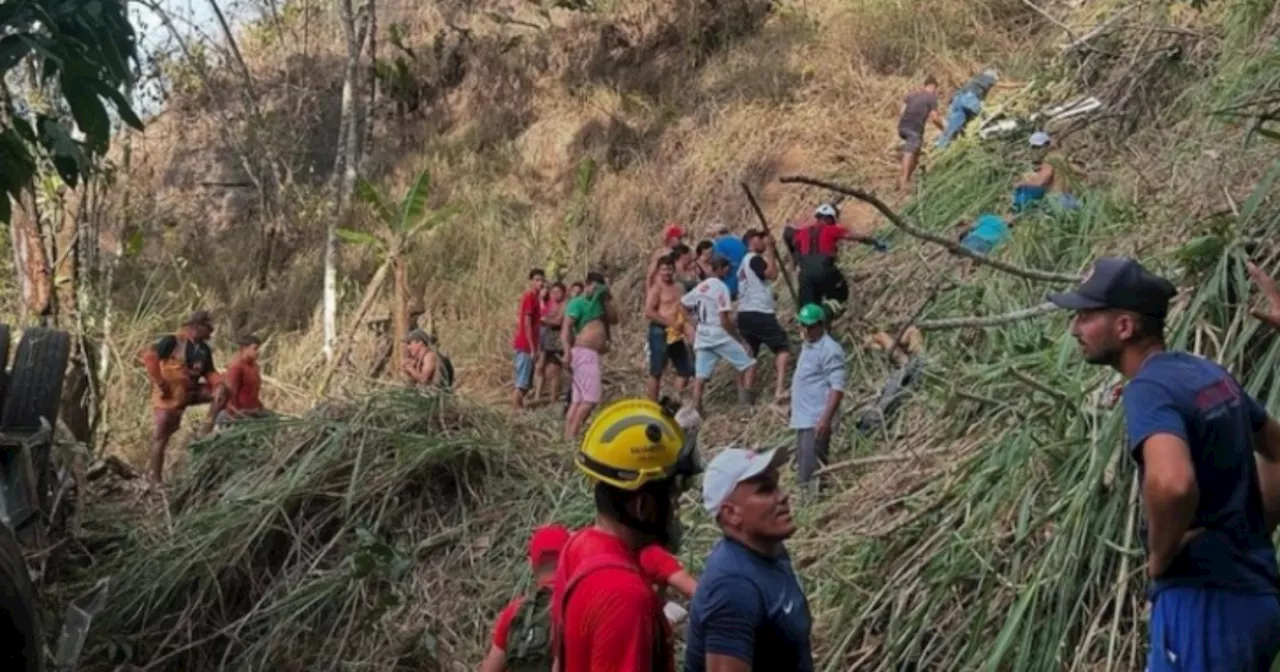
778,176,1082,283
1060,4,1137,52
917,302,1061,331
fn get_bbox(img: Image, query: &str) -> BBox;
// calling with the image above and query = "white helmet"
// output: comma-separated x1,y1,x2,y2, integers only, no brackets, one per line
815,204,838,218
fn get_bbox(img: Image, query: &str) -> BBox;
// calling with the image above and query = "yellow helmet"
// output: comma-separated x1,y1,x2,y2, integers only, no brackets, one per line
577,399,687,491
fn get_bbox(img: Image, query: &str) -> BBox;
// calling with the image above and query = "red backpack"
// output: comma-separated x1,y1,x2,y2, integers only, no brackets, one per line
551,543,671,672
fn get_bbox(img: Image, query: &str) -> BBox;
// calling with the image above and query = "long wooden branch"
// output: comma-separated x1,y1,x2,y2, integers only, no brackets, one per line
777,176,1083,284
917,301,1061,331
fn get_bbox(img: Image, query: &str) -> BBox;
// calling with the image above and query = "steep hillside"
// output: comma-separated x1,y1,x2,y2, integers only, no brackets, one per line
43,0,1280,669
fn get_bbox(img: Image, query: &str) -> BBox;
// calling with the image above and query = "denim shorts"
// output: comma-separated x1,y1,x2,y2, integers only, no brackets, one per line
694,339,755,379
647,324,693,378
514,350,535,390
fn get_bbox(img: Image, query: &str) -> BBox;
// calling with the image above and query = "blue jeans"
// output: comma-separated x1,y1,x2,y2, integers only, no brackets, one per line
1148,587,1280,671
936,91,982,148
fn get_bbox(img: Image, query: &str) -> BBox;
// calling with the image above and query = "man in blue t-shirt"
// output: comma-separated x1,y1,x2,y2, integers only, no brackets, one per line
1050,257,1280,671
708,223,748,300
685,446,813,672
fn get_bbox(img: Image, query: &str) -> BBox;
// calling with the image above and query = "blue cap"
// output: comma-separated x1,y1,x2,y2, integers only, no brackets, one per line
1048,257,1176,319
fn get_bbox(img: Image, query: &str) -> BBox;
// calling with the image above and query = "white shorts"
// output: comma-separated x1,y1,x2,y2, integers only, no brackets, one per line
695,340,755,379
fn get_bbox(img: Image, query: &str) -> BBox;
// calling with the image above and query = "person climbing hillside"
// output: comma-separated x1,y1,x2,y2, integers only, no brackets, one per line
562,271,617,439
203,333,269,434
1013,131,1084,212
535,282,568,405
402,329,453,391
936,67,999,148
552,399,703,672
141,310,219,484
513,269,546,410
647,224,686,289
736,230,792,406
1051,258,1280,671
783,203,888,323
681,255,757,414
898,75,945,192
790,304,846,498
685,445,812,671
708,223,748,300
954,211,1015,263
645,255,694,402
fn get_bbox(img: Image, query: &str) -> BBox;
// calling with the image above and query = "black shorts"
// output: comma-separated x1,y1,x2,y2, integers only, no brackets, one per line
737,311,789,354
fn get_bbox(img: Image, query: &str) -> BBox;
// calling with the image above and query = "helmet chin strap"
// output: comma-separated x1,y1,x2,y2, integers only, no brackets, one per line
616,482,678,550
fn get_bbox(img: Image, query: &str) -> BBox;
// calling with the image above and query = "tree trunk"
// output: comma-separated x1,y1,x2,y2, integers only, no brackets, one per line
11,189,51,319
318,259,390,395
325,0,369,362
391,252,407,370
359,0,377,169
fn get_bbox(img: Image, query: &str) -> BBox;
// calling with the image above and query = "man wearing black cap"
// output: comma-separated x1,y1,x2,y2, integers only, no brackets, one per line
1051,257,1280,671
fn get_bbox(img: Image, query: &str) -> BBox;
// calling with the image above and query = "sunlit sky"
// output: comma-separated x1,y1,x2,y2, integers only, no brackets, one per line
129,0,250,114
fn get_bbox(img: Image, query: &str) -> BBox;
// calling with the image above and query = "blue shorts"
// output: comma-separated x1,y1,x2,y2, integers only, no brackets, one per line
514,351,535,391
1012,185,1047,213
647,324,693,378
694,340,755,380
1148,586,1280,671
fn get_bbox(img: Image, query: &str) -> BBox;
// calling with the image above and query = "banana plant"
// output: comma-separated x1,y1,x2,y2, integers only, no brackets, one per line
319,169,458,393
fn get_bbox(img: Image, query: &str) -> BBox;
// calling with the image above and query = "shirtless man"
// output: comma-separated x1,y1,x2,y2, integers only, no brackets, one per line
562,271,618,439
402,329,452,390
644,254,695,401
646,223,686,289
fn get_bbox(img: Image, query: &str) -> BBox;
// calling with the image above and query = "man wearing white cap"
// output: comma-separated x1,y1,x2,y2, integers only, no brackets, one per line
684,446,813,672
782,203,888,323
1014,131,1084,212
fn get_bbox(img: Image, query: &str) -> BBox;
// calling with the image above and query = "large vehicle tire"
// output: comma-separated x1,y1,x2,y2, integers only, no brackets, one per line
0,324,11,415
2,328,71,513
0,524,42,672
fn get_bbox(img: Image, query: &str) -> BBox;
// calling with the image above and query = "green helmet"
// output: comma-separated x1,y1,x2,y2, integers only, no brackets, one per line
798,303,826,326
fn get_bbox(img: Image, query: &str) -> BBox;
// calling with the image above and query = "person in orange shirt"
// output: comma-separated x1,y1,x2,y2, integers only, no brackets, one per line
140,310,218,484
204,334,268,434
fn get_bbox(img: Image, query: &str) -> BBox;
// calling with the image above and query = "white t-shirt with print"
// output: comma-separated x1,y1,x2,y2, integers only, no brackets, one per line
736,252,775,314
681,277,734,348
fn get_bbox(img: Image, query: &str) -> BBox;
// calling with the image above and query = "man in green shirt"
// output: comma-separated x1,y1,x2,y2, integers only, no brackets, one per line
561,271,617,439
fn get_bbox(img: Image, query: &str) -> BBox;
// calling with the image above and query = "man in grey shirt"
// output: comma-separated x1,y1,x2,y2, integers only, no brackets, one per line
789,303,847,497
898,75,944,192
937,67,999,148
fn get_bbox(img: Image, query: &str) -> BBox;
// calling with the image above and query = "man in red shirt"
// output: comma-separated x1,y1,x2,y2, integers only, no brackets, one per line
480,525,698,672
552,399,703,672
480,524,571,672
513,268,546,409
783,203,888,322
204,334,267,434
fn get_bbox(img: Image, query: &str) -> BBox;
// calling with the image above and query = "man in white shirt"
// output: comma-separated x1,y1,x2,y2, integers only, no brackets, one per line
682,255,757,415
736,230,792,406
789,303,846,497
